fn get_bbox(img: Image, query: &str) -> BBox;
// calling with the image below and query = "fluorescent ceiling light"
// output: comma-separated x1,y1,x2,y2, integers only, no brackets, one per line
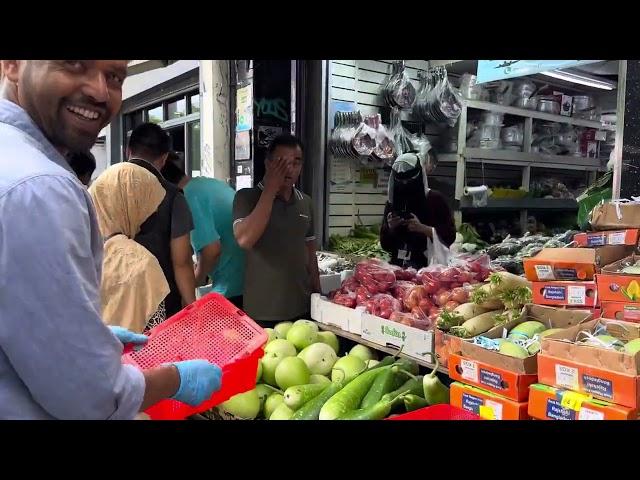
540,69,616,90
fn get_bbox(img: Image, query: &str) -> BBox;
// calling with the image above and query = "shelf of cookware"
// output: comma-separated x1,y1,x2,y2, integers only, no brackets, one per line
440,150,605,172
464,99,615,131
457,197,578,211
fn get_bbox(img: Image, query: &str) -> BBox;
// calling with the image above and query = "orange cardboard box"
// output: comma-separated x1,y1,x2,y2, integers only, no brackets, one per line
524,246,634,282
450,305,591,401
532,281,597,307
434,329,462,369
601,301,640,322
539,318,640,408
450,382,529,420
597,254,640,303
527,384,637,420
538,354,640,409
574,229,640,248
449,354,537,402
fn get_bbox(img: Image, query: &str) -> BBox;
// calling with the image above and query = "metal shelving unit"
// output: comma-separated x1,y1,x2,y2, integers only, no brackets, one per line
458,197,578,211
465,99,615,131
449,98,610,231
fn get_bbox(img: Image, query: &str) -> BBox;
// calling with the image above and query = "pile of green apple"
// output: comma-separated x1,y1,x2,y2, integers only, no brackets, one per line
217,320,378,420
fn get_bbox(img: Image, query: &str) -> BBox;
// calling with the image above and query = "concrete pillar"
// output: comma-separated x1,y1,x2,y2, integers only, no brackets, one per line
199,60,231,180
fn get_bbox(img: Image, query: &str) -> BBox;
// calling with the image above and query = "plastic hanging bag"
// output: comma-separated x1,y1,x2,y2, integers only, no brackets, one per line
384,62,416,110
426,231,451,267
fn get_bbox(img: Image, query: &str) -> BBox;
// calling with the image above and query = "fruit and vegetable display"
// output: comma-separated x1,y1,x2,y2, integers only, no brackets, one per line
317,251,354,275
213,320,450,420
467,320,562,358
487,230,578,275
328,225,389,261
569,323,640,354
450,223,489,255
437,271,533,338
328,255,495,330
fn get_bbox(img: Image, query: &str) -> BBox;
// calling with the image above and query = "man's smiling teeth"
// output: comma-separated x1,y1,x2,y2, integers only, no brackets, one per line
67,106,99,120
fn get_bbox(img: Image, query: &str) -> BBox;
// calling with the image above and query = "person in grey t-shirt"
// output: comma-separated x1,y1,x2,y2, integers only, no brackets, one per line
233,134,321,325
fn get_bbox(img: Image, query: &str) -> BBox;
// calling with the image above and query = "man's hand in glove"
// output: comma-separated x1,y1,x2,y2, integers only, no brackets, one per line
170,360,223,406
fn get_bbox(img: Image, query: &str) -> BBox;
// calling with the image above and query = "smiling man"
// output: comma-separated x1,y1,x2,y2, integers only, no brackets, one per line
233,134,321,326
0,60,222,419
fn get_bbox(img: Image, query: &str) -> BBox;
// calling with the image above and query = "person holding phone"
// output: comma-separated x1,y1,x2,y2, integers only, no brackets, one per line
380,150,455,269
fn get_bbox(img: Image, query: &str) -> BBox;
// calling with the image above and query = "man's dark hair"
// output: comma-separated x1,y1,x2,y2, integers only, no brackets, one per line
161,152,186,185
67,151,96,178
128,123,171,159
266,133,304,159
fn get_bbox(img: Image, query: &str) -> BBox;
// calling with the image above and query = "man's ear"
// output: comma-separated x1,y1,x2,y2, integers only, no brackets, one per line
1,61,21,83
157,152,168,170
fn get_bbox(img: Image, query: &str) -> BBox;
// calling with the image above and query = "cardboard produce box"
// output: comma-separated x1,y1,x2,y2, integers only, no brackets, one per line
310,293,363,334
450,382,529,420
574,229,640,248
449,305,592,401
449,353,537,402
539,318,640,408
361,313,434,363
523,246,634,282
601,301,640,322
434,329,463,369
591,201,640,231
527,384,637,420
597,254,640,303
532,281,598,307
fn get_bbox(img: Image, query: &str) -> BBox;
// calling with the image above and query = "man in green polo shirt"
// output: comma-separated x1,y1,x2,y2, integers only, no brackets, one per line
233,134,321,325
162,155,245,307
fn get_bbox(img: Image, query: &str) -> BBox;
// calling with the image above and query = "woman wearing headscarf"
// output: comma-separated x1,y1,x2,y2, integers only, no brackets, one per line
380,148,456,269
89,163,171,333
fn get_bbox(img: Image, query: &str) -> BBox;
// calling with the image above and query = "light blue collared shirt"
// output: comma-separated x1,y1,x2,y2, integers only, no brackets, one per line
0,99,145,419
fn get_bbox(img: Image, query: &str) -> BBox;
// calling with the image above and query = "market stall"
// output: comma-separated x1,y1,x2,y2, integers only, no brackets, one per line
168,60,640,422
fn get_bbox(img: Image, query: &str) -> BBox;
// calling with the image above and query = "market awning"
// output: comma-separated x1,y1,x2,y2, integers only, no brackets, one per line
126,60,177,77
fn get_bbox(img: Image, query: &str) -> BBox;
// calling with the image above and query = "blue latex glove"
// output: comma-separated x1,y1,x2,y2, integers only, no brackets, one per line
109,326,148,350
171,360,222,406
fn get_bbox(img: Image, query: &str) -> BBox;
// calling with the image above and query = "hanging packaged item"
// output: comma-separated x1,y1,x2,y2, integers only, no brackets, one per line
413,67,463,127
383,61,417,110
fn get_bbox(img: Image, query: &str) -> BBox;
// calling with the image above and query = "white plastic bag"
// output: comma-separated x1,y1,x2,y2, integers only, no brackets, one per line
426,231,451,266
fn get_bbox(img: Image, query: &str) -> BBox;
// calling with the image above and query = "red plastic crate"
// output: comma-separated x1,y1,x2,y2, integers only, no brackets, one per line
122,293,267,420
387,405,481,420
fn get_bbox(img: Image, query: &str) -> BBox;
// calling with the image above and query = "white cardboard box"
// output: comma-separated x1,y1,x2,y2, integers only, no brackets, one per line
361,313,435,363
310,293,363,334
319,269,354,295
319,274,342,295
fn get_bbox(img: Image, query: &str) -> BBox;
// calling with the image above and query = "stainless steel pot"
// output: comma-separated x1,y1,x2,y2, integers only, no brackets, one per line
537,97,561,115
481,111,504,127
512,80,537,99
513,96,539,110
479,125,501,149
572,95,595,113
501,125,524,146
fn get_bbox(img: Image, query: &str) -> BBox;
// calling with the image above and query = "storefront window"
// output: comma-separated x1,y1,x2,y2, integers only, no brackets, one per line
147,104,164,124
168,98,187,119
188,121,201,173
190,94,200,114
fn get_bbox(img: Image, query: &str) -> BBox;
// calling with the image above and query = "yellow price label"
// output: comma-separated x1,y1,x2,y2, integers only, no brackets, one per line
479,405,496,420
560,391,591,411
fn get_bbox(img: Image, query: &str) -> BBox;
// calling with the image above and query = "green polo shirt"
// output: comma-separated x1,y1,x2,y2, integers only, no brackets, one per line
233,182,315,322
